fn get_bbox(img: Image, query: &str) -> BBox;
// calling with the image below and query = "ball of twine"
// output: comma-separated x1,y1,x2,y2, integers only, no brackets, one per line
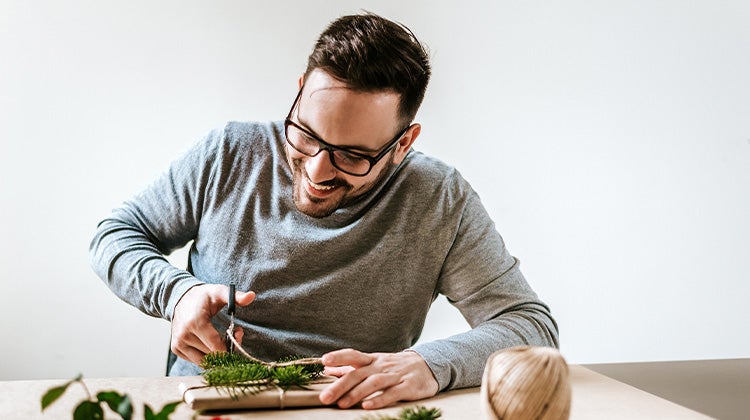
480,346,571,420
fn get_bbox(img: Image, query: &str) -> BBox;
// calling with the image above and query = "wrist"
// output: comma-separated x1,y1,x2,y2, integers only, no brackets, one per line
166,279,204,321
403,350,439,395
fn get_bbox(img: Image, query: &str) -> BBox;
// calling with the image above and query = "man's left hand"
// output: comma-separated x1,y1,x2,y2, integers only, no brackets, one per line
319,349,439,409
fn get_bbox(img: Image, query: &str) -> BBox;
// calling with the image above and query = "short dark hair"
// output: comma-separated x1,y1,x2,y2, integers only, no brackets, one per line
306,13,431,126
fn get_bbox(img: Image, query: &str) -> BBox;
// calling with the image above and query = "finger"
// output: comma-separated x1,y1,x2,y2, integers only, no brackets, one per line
336,373,401,409
171,340,209,366
182,346,209,366
361,382,411,410
198,322,228,353
324,366,355,377
233,326,244,342
180,315,226,355
174,326,217,356
171,319,213,356
319,366,372,405
322,348,374,368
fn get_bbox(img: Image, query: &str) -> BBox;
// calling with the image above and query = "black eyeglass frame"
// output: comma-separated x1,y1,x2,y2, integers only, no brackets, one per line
284,86,411,177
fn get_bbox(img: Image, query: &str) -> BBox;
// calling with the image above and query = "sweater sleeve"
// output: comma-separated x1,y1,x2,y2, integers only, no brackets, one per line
410,187,559,391
88,128,224,320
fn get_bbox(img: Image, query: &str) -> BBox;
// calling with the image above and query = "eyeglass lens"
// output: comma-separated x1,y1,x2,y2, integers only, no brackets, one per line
286,124,372,175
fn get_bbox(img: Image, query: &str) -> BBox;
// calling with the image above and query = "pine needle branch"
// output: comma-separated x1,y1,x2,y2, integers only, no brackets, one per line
359,405,442,420
199,352,325,398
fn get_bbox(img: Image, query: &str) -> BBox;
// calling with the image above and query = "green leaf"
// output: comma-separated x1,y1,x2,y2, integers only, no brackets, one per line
73,401,104,420
40,373,83,411
144,404,155,420
151,401,182,420
97,391,133,420
116,394,133,420
41,384,70,411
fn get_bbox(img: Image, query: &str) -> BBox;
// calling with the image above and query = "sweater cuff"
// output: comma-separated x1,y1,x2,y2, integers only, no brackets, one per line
408,343,456,392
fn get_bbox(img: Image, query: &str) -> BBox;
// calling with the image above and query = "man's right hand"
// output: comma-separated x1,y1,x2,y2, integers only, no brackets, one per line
170,284,255,365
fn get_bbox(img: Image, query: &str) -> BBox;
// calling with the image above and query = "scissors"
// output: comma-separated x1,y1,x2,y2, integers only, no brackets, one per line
225,283,236,353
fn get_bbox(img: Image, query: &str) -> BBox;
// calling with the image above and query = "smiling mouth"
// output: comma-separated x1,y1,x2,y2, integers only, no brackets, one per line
304,178,342,198
307,179,336,191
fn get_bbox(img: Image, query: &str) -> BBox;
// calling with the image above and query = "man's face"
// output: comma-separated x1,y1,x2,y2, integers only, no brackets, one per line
285,70,417,218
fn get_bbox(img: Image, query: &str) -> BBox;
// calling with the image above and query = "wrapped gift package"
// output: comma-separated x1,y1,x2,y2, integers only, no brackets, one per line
180,376,337,411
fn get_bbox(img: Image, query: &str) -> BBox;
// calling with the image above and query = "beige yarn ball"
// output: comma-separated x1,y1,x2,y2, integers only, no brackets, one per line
480,346,571,420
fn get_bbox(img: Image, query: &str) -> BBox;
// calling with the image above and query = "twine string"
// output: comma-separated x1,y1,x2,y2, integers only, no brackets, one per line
278,387,286,410
482,346,571,420
224,324,323,367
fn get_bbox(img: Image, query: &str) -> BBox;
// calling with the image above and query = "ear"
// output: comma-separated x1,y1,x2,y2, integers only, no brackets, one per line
298,73,305,89
392,123,421,164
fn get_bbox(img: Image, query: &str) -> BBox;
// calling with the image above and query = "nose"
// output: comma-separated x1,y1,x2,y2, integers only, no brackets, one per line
305,149,337,183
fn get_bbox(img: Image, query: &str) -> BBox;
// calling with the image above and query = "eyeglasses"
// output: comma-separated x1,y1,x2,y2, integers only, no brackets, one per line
284,86,410,177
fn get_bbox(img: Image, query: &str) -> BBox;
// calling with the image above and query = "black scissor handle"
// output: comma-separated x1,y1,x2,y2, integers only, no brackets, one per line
228,283,236,316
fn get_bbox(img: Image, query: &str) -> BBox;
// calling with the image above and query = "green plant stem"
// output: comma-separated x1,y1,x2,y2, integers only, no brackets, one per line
76,377,93,401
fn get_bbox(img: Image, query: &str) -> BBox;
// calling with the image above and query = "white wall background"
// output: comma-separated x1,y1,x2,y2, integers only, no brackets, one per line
1,0,748,381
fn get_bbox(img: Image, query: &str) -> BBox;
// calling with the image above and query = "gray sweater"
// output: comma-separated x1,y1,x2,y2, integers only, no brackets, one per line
89,121,558,390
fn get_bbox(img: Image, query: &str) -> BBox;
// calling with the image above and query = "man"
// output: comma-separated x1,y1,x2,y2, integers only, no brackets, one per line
90,13,558,410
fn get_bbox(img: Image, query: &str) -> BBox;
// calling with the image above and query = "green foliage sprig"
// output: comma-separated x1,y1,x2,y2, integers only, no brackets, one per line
40,374,181,420
199,351,325,398
359,405,442,420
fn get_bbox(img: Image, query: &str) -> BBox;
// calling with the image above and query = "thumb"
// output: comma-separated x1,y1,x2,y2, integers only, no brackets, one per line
233,290,256,307
211,285,255,309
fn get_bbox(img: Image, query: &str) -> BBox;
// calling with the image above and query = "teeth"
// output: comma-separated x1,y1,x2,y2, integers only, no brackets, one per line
308,180,335,191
